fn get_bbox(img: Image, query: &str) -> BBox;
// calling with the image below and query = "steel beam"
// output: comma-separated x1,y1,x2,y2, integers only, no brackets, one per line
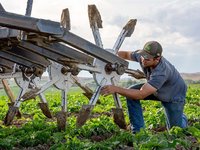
0,11,128,67
18,41,93,65
0,58,14,69
0,51,35,68
0,28,19,39
3,46,50,68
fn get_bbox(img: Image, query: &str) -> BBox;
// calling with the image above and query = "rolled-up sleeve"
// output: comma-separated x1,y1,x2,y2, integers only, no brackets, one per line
131,50,141,62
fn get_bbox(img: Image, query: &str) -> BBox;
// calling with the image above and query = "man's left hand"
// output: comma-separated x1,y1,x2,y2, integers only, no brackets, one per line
101,85,117,96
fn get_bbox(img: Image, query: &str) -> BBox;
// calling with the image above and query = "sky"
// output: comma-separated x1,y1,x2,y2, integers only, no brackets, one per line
1,0,200,77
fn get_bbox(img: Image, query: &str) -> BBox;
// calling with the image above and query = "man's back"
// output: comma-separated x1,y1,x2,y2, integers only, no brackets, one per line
133,52,187,102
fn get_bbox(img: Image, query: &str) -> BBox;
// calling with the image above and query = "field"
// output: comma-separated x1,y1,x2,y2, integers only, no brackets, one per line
0,84,199,150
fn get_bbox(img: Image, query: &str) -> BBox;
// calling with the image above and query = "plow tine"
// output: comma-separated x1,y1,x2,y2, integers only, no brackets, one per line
38,102,52,118
88,5,102,29
111,78,127,129
113,19,137,53
112,108,127,129
88,4,103,47
123,19,137,37
76,78,106,127
61,8,70,30
4,106,19,125
56,111,67,131
38,93,53,118
76,105,93,127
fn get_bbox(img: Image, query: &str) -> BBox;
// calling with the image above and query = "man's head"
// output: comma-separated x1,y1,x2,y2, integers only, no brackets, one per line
138,41,162,59
137,41,163,68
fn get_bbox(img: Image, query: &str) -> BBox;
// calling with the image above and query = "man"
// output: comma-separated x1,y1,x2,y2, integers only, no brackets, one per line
101,41,188,133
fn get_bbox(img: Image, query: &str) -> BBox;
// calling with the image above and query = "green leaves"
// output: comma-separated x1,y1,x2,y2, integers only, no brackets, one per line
0,84,199,149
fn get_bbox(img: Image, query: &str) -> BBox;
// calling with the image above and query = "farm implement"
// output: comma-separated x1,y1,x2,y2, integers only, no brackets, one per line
0,0,145,130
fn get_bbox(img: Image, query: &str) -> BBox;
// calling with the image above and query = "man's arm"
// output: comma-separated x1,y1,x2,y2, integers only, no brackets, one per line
101,83,157,100
117,51,136,61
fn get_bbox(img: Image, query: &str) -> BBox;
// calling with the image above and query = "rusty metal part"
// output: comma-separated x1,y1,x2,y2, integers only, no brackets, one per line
38,103,53,118
122,19,137,37
112,108,127,129
88,5,102,28
4,105,19,125
76,105,93,127
125,68,146,79
61,66,80,76
61,8,70,30
22,67,44,77
104,63,125,75
76,78,106,127
7,102,21,118
56,111,67,131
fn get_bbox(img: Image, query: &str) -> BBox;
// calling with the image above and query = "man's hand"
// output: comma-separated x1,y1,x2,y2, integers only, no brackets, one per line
101,85,118,96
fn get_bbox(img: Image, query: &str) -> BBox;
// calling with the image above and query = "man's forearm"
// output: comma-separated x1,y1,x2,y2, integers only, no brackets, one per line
115,86,143,100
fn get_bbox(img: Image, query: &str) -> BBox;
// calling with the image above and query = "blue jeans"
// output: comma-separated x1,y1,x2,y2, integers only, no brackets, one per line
126,83,188,132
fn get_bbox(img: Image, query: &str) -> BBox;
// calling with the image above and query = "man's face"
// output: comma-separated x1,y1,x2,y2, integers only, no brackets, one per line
141,56,158,68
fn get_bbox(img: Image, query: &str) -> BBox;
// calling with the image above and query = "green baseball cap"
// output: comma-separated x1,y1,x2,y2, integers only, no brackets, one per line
137,41,162,59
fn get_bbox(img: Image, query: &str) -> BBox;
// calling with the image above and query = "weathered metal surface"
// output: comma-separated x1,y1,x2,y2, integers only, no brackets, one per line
3,46,50,68
38,103,53,118
88,4,103,48
61,8,70,30
0,51,36,68
25,0,33,16
0,58,14,69
0,11,63,35
112,108,127,129
18,41,67,63
19,41,94,70
125,68,145,79
76,105,93,127
4,105,18,125
56,111,67,131
88,5,102,28
39,42,94,65
123,19,137,37
113,19,137,53
0,28,19,39
0,11,128,67
58,32,128,67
